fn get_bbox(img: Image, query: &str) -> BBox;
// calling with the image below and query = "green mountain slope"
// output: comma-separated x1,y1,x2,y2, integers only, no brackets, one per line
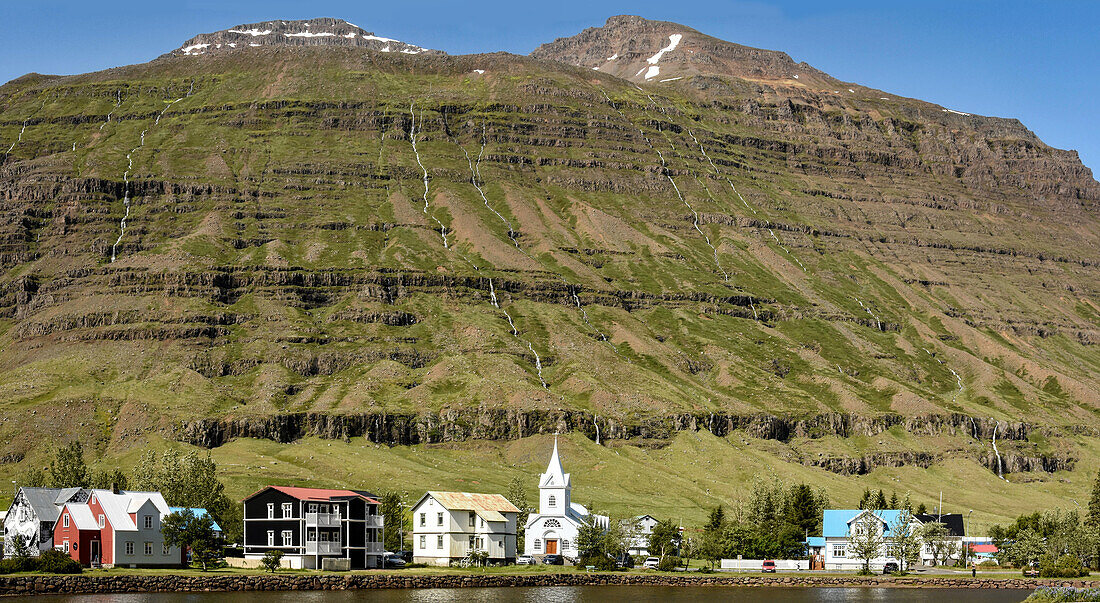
0,17,1097,525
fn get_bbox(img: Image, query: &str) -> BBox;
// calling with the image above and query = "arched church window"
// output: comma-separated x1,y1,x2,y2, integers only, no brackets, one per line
544,519,561,528
548,495,556,507
534,539,542,551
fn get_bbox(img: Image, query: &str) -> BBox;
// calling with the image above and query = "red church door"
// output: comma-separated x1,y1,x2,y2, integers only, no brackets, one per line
545,540,558,554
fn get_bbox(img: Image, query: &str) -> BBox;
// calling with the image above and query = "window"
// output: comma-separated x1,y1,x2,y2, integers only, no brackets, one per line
63,540,69,553
282,530,293,547
267,503,274,519
419,535,426,549
419,513,426,527
308,503,318,514
437,535,443,549
563,539,571,550
833,545,847,558
144,515,153,529
163,544,170,555
437,512,444,526
307,530,317,542
63,515,69,528
534,539,542,551
98,514,105,529
480,517,484,528
125,541,134,556
144,542,153,556
267,531,275,547
469,535,475,548
320,531,330,542
282,503,293,518
548,495,556,507
469,512,476,527
544,518,561,528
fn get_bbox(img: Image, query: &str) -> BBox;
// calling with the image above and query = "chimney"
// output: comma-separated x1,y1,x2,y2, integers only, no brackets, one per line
111,482,120,494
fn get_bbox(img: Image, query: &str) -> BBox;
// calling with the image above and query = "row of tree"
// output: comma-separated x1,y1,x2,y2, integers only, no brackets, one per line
19,442,242,543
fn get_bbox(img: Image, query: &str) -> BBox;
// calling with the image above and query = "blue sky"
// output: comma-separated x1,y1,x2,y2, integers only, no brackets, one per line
2,0,1097,175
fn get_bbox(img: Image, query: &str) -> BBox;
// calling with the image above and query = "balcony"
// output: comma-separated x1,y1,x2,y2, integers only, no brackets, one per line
305,512,342,527
305,540,343,555
364,542,384,554
364,515,384,528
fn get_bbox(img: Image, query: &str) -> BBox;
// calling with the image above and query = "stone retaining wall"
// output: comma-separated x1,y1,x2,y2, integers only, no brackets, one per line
1,573,1097,595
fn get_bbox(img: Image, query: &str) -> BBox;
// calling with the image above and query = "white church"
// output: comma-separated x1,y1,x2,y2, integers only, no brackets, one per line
524,438,608,558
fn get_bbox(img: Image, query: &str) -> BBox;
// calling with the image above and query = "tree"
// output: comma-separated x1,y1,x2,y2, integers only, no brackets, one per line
91,467,128,491
697,528,725,569
379,491,408,552
19,467,45,488
649,519,681,559
1088,469,1100,530
784,484,819,536
916,503,927,515
872,490,888,511
1001,528,1045,568
920,522,959,566
848,513,884,574
902,492,913,514
261,549,283,572
888,491,900,510
162,509,221,571
48,442,89,488
889,511,921,573
858,488,872,510
507,477,531,552
130,449,240,543
601,518,631,562
704,505,726,533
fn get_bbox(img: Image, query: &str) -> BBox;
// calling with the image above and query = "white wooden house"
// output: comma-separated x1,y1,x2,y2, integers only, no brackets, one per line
411,491,518,566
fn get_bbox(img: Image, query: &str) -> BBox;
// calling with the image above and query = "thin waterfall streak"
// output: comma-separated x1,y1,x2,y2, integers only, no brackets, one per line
667,173,728,281
527,341,549,390
111,83,194,262
409,103,447,248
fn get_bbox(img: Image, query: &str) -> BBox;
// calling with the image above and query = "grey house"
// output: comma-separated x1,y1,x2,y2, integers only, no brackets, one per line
4,487,88,556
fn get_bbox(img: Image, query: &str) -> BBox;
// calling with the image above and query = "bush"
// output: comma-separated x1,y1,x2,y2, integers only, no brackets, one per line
1036,554,1088,578
0,556,38,574
578,554,616,571
658,556,681,572
260,550,284,573
978,560,999,568
37,550,81,574
1025,586,1100,602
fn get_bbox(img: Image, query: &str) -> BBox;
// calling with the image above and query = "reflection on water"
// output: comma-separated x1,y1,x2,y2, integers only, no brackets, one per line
5,586,1030,603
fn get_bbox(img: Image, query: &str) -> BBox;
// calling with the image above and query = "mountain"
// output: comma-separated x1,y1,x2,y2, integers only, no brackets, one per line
0,16,1097,526
170,17,439,57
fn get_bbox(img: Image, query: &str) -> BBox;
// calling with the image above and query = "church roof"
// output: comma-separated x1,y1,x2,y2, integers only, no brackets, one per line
539,437,571,489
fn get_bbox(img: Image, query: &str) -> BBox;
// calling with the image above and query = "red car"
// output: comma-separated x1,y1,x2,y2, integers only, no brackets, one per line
762,560,776,573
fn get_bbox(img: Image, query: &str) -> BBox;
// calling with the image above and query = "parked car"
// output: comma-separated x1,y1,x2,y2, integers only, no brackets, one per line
515,555,536,566
882,562,899,574
643,557,660,569
761,560,776,573
542,554,564,565
614,553,635,568
383,554,407,568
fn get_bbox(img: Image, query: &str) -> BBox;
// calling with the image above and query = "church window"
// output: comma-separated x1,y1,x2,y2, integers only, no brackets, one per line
563,539,570,550
534,539,542,551
548,495,556,507
544,519,561,528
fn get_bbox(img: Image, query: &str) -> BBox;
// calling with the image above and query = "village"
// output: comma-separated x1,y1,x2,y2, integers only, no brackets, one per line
5,437,1063,577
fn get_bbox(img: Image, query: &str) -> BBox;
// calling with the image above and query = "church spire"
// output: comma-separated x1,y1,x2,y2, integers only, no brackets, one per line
540,435,570,489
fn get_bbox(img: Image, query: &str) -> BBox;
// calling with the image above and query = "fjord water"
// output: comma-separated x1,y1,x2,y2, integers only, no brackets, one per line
8,587,1028,602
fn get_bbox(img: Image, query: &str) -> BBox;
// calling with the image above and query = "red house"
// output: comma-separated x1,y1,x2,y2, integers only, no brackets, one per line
52,489,182,568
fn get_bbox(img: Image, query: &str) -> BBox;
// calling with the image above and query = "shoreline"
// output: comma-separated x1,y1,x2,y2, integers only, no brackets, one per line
1,572,1097,595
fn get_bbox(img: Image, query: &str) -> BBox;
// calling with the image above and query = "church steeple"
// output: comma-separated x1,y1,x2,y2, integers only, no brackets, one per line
538,436,571,514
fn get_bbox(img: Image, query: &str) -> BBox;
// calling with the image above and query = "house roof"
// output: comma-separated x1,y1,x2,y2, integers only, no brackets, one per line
88,490,138,532
124,491,170,515
806,536,826,547
970,544,998,553
823,509,908,538
168,507,223,532
63,504,98,531
19,488,67,523
914,513,966,537
421,491,519,514
247,485,379,504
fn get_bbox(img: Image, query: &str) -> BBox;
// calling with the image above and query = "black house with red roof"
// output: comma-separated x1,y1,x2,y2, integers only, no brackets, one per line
242,486,384,569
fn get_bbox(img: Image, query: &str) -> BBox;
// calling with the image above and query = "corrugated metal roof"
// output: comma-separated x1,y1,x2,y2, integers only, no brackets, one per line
64,504,98,531
477,510,507,523
21,488,66,522
823,509,907,538
426,491,519,513
806,536,826,547
264,486,379,504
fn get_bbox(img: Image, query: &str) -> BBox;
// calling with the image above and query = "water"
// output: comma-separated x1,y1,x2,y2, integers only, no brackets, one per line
7,586,1029,602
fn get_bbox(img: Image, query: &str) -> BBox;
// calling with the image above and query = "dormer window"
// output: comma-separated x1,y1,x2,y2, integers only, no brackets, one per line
548,495,556,507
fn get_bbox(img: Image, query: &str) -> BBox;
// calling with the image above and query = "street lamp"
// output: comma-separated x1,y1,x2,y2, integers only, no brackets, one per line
966,510,973,567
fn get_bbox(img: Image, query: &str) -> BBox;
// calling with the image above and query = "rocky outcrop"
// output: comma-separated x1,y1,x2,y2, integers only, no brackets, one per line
169,18,441,57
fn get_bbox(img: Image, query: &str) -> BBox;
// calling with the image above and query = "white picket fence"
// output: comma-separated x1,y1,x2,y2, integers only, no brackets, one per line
719,559,809,571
